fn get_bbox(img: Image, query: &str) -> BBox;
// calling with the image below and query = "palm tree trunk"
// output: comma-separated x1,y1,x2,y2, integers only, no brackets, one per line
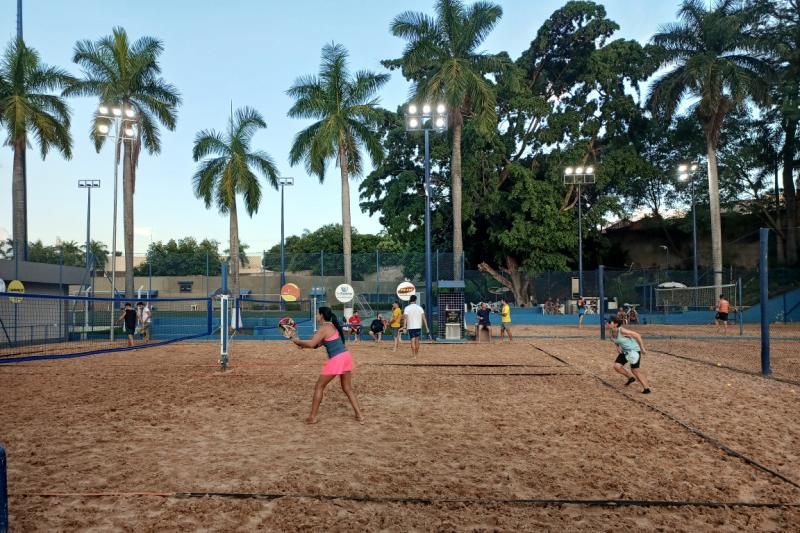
782,118,798,265
338,142,352,285
452,110,464,280
11,139,27,260
123,140,135,297
230,196,240,298
706,138,723,295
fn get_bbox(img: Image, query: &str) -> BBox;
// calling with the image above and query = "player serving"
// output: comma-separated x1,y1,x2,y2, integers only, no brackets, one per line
291,307,365,425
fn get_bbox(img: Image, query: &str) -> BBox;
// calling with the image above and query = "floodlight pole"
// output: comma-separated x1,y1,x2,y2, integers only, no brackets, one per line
96,104,137,340
406,102,447,335
564,166,595,298
79,180,100,340
690,174,698,289
424,128,433,334
278,177,294,289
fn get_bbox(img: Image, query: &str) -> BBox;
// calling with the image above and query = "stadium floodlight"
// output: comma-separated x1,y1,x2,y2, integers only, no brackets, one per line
78,179,101,339
278,177,295,289
677,162,702,292
562,163,598,296
405,100,449,334
95,102,139,340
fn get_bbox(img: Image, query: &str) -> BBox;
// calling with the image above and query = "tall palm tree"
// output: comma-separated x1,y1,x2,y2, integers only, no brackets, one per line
1,38,73,260
287,42,388,285
387,0,504,279
648,0,773,291
82,239,109,273
66,27,181,297
192,107,279,297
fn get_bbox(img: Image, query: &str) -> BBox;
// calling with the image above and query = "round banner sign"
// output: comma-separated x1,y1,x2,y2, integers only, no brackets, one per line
280,282,301,302
334,283,354,303
396,281,416,301
8,279,25,303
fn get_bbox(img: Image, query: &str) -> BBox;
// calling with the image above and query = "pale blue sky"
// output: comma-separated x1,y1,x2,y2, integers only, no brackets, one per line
0,0,681,253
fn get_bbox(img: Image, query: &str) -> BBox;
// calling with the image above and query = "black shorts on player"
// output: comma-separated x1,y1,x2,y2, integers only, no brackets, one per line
615,351,641,369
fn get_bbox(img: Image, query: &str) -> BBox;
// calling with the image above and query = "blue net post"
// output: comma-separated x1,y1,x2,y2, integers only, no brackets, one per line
206,298,213,335
598,265,606,340
759,229,771,375
1,445,7,533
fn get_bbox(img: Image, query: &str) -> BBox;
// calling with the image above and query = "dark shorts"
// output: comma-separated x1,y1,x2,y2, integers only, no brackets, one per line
615,351,641,369
477,322,491,329
349,325,362,333
408,328,421,339
125,326,136,336
716,312,729,321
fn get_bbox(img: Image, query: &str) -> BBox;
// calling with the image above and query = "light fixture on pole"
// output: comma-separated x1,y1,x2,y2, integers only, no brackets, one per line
563,165,596,297
678,162,700,294
406,101,448,335
78,179,101,340
96,103,137,340
278,177,295,289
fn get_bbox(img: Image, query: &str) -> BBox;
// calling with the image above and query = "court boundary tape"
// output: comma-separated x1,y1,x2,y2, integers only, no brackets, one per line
531,344,800,492
649,349,800,386
11,491,800,509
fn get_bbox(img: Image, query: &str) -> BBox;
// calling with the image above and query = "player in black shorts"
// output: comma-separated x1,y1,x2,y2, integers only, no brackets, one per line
116,302,138,346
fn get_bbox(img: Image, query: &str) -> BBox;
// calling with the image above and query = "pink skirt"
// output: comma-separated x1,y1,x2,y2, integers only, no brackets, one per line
321,351,354,375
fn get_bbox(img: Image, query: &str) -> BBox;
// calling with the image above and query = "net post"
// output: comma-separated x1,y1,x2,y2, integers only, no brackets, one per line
598,265,606,340
1,444,7,533
220,295,229,371
737,277,743,337
759,228,771,375
312,296,317,332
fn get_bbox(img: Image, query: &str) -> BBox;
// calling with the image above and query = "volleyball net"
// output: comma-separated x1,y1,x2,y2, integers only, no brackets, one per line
235,297,315,338
0,291,213,363
654,283,738,314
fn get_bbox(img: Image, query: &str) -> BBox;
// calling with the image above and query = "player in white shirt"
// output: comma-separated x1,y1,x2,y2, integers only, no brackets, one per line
402,295,429,357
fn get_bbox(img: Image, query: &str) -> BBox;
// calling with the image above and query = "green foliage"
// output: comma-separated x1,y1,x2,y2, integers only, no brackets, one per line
134,238,222,276
67,27,181,158
1,38,74,156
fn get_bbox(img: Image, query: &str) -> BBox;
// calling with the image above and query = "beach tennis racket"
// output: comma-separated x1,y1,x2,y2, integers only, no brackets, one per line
278,317,297,339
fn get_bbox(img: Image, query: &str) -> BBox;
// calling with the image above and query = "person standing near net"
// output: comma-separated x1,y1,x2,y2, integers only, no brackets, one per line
402,295,429,357
577,297,587,329
716,295,730,334
116,303,138,347
499,297,513,342
292,307,364,424
137,301,152,342
388,301,403,352
607,316,651,394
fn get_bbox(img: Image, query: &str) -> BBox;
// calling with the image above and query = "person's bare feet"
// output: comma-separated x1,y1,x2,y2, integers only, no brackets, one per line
306,417,319,425
356,415,365,424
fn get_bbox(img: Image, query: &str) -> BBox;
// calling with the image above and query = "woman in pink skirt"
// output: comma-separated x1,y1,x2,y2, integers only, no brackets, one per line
292,307,365,424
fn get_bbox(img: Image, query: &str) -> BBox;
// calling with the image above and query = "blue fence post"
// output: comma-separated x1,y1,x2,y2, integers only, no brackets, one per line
759,228,771,375
738,277,743,336
1,444,7,533
206,298,213,335
376,250,380,300
598,265,606,340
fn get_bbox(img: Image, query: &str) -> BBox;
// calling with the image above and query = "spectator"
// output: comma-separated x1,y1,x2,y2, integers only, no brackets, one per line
369,314,386,343
475,302,493,342
347,310,362,343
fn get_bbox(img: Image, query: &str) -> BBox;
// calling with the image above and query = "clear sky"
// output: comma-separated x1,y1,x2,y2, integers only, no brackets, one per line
0,0,682,254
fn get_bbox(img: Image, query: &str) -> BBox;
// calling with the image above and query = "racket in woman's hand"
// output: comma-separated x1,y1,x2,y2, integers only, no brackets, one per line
278,317,297,339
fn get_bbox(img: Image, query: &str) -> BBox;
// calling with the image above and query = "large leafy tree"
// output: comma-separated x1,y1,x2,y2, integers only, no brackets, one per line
1,38,73,260
647,0,773,289
192,107,279,297
287,43,388,285
67,27,181,297
386,0,505,279
134,237,222,277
